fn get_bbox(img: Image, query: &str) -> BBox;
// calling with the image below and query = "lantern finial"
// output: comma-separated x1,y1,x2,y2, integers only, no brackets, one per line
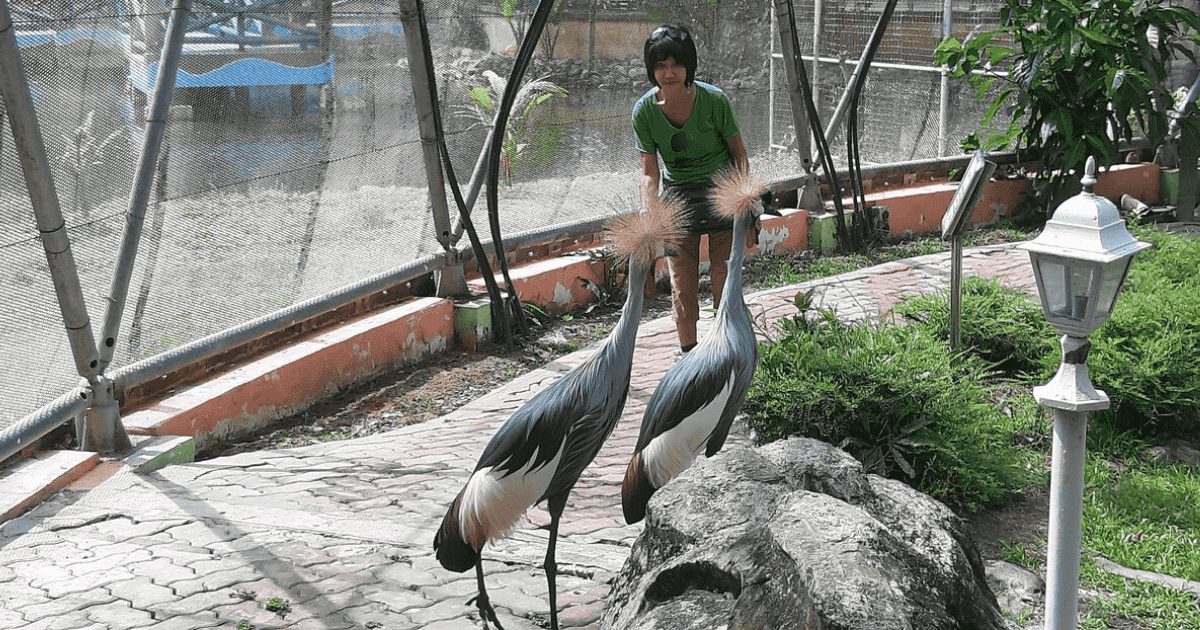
1081,156,1097,193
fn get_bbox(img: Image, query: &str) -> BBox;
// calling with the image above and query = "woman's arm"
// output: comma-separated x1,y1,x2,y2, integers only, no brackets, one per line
640,151,661,207
726,133,749,172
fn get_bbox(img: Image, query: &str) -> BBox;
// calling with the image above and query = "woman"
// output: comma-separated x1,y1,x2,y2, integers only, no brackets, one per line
632,23,750,354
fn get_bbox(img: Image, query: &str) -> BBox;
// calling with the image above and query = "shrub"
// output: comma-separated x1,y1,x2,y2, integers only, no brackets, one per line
747,311,1033,510
1087,228,1200,434
893,276,1054,376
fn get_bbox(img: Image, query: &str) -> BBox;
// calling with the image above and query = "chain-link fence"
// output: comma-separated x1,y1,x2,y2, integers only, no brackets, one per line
0,0,1004,438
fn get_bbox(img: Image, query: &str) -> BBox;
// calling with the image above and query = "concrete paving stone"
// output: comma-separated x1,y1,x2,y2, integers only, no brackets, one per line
14,559,74,590
372,561,442,589
42,566,138,599
361,583,435,613
421,575,485,600
476,583,551,618
137,612,222,630
288,572,377,606
0,609,25,629
169,565,268,598
139,544,214,569
221,577,307,606
145,588,242,616
104,577,178,609
283,616,359,630
559,600,606,627
85,600,154,627
337,602,414,628
14,611,97,630
17,590,116,622
66,546,153,574
127,557,197,585
209,600,298,629
404,597,485,626
162,521,237,548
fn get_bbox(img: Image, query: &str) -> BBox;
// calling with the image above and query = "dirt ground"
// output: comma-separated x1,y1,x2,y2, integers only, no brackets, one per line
200,291,676,459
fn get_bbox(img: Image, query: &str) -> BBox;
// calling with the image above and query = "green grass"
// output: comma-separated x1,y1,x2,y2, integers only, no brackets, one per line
990,437,1200,629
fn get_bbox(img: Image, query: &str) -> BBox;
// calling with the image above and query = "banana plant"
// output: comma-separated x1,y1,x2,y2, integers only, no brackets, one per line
459,70,566,186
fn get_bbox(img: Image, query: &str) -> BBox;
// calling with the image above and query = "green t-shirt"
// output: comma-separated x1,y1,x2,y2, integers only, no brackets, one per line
632,81,740,186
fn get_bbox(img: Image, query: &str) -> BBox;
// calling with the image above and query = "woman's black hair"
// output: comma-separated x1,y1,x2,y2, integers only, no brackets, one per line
643,24,697,88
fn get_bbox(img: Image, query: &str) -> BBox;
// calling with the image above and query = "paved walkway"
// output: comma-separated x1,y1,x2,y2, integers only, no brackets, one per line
0,245,1035,630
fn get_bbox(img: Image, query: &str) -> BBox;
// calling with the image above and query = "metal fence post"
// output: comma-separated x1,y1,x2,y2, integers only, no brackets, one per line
0,0,101,384
98,0,191,371
938,0,952,157
812,0,822,122
399,0,466,297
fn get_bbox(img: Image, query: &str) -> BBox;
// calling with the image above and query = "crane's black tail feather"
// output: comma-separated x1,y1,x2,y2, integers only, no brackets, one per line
622,451,657,525
434,493,479,572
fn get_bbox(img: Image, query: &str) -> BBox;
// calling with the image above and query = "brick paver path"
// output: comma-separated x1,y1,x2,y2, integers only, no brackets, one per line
0,245,1033,630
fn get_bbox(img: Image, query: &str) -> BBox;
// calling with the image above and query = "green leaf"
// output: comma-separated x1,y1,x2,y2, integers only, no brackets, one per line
986,45,1016,64
1078,27,1118,46
466,86,493,113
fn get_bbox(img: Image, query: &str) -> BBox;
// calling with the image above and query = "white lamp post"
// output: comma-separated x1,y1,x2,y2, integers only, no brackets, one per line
1018,156,1150,630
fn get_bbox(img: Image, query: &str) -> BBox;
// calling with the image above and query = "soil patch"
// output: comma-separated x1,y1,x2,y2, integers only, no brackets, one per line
199,293,675,459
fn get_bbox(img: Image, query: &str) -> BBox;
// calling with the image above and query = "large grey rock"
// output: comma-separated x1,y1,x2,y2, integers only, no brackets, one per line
602,438,1012,630
985,560,1044,618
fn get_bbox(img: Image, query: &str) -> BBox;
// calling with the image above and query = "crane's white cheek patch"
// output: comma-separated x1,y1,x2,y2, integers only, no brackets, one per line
458,449,562,548
642,369,734,488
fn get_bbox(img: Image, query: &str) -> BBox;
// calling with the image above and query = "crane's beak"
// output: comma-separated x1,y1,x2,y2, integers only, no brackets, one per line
662,243,680,258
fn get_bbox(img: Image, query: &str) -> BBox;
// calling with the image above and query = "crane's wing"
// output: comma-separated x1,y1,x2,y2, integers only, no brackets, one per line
474,372,587,478
634,348,737,453
542,366,631,501
705,343,757,457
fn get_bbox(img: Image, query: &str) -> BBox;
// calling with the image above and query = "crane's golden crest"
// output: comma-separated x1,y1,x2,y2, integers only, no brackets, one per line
605,192,686,267
711,168,766,219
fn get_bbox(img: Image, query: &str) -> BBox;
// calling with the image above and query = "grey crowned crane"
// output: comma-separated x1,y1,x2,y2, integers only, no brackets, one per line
622,169,769,525
433,195,683,630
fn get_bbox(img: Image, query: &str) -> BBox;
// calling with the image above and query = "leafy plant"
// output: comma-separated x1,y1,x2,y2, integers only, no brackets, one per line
893,276,1055,376
264,597,291,616
460,71,567,186
495,0,565,60
747,307,1034,510
935,0,1200,210
1084,227,1200,434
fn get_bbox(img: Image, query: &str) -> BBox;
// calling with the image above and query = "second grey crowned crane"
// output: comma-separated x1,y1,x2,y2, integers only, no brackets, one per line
433,195,683,630
622,169,769,525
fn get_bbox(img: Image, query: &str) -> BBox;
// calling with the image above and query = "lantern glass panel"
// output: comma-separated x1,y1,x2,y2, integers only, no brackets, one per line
1095,258,1132,320
1039,258,1095,322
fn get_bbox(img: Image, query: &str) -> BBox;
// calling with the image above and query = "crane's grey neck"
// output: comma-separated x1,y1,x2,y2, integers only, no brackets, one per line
721,214,750,310
609,260,649,356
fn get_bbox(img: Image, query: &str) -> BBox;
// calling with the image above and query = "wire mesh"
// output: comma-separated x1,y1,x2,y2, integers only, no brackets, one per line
0,0,1006,433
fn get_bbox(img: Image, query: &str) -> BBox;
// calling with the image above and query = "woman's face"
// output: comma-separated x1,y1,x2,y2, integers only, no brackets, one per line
653,56,686,90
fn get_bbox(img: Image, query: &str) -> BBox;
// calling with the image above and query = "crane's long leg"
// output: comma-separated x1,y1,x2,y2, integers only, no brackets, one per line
467,555,505,630
545,496,566,630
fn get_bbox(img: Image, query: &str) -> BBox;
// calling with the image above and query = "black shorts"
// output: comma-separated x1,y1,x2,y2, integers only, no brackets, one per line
664,181,733,235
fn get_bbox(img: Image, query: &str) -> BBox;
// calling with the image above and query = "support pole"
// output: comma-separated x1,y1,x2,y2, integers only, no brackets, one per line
1044,407,1088,630
97,0,191,371
449,130,492,243
938,0,952,157
818,0,899,153
949,233,962,352
772,0,813,173
812,0,822,123
772,0,822,212
399,0,466,297
0,0,101,384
